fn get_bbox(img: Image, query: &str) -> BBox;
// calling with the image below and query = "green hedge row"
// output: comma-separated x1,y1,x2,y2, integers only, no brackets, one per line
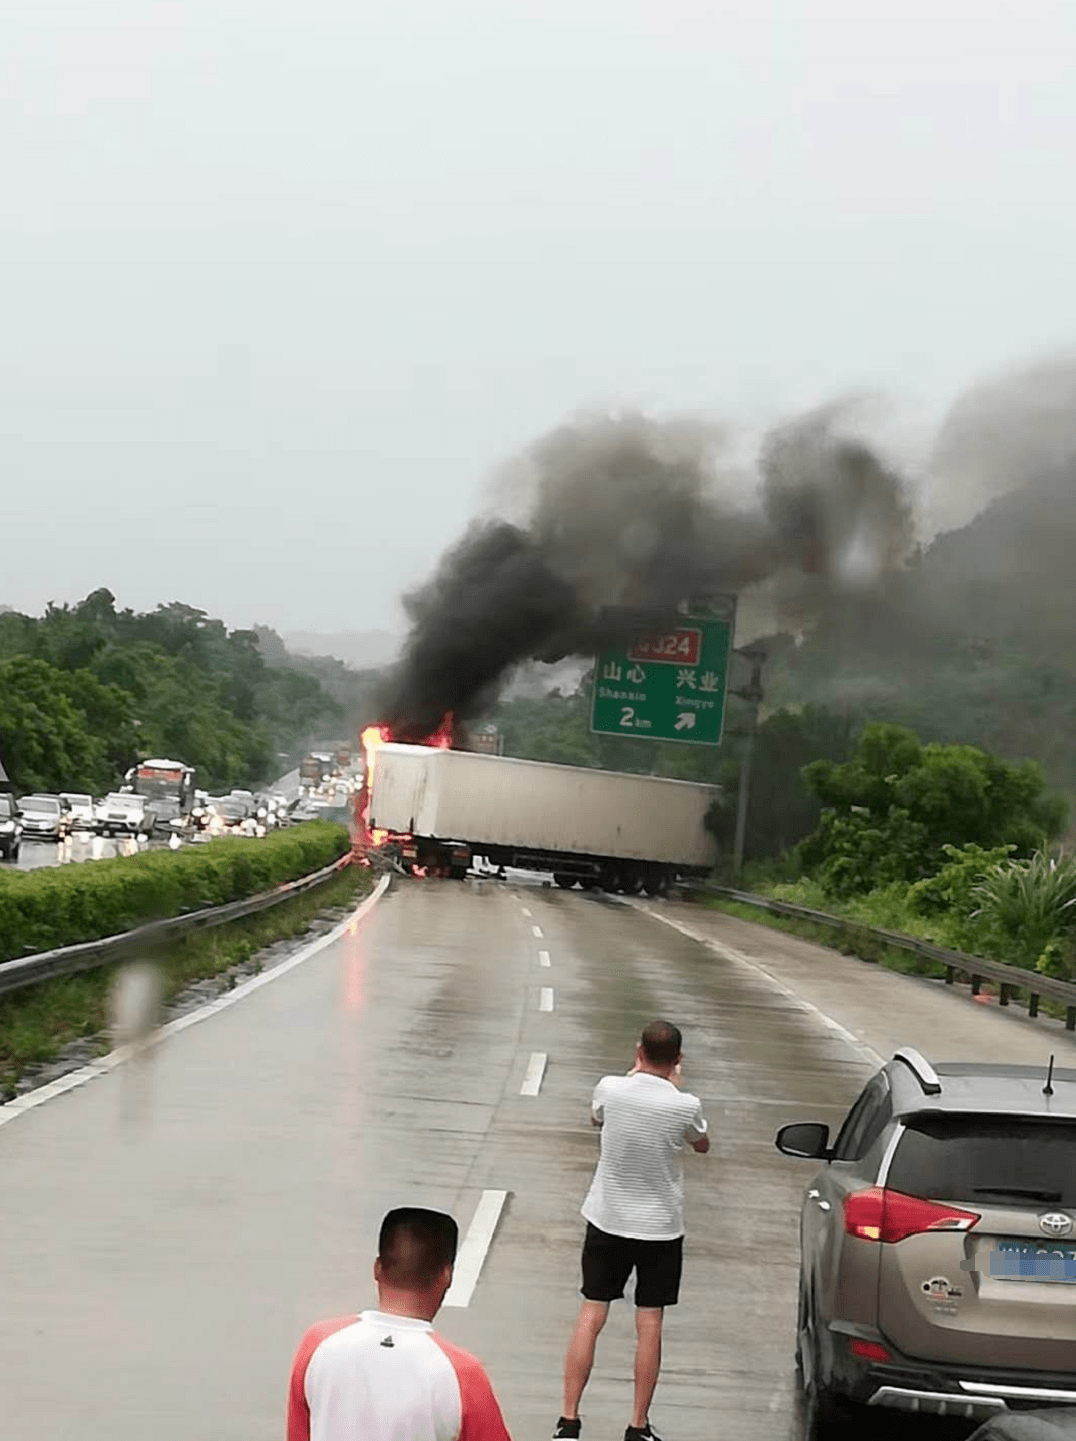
0,822,351,963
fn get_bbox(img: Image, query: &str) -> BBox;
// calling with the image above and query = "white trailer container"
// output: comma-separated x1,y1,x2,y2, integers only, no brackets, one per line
368,743,718,892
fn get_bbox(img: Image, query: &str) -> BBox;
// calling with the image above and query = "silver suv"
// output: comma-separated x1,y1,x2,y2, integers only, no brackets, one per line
776,1047,1076,1436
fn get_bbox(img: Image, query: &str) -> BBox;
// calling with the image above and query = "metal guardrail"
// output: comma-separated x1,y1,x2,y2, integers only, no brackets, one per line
0,853,352,998
702,885,1076,1032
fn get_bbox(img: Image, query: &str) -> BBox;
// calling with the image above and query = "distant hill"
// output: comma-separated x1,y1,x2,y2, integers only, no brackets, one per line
283,629,402,670
763,462,1076,793
254,625,386,730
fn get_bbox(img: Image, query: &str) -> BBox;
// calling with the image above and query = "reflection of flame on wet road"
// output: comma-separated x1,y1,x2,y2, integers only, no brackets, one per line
110,960,164,1127
343,930,365,1012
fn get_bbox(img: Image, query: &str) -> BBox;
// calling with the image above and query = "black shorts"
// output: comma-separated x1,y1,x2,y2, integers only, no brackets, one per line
580,1222,683,1308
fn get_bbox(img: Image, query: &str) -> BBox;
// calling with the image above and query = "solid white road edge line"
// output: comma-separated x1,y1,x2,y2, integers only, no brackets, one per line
0,872,393,1130
624,898,884,1070
539,987,555,1012
442,1189,509,1308
531,924,543,938
538,949,551,967
520,1051,547,1096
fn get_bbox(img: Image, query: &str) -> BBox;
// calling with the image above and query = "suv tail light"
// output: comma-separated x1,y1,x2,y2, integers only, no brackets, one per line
844,1187,980,1243
849,1338,893,1364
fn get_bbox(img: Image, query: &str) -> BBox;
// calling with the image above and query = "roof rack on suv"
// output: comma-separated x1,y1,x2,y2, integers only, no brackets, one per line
892,1046,942,1096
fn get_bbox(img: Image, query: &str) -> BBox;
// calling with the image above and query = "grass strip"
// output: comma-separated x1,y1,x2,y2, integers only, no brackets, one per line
0,864,372,1098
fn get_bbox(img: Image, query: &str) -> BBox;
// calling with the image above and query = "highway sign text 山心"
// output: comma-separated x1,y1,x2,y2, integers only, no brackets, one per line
589,615,733,745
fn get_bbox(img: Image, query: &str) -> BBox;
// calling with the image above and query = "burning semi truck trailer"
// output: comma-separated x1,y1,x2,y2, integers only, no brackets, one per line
364,742,718,892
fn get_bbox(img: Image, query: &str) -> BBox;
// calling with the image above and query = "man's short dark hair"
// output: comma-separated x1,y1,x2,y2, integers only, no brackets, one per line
378,1208,458,1288
640,1019,682,1066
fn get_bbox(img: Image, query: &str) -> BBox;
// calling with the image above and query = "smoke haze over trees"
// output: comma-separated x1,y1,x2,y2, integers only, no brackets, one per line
378,406,916,739
369,354,1076,858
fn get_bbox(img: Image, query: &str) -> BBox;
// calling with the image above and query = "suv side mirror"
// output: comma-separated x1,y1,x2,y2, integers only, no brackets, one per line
775,1122,832,1160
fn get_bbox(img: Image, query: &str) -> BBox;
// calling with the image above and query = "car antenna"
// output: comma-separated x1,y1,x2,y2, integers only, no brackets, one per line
1043,1053,1055,1098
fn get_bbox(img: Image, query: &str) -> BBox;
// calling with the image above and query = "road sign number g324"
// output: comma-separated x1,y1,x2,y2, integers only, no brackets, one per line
628,629,701,666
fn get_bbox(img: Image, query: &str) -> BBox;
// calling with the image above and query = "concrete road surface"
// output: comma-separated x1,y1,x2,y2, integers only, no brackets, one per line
1,879,1073,1441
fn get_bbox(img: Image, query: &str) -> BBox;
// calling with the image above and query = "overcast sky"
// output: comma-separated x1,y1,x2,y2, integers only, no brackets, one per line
5,0,1076,639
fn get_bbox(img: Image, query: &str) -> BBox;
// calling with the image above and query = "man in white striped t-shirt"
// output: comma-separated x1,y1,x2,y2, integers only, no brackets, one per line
554,1020,709,1441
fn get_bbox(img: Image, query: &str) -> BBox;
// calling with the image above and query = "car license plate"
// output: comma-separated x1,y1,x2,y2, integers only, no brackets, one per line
992,1240,1076,1283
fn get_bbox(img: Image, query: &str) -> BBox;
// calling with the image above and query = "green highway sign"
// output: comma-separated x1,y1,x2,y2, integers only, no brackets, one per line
590,609,734,746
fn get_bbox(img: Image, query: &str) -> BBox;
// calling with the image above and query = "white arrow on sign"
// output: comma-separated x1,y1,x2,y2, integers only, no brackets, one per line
674,712,696,731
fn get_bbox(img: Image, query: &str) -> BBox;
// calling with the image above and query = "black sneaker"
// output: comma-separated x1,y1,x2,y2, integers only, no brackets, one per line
625,1425,662,1441
553,1420,581,1439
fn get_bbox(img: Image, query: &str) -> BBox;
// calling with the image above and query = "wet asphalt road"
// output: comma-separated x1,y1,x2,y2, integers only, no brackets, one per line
1,877,1074,1441
3,833,150,870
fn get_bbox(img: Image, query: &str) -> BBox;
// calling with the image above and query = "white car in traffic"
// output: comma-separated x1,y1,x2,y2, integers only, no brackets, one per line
95,792,148,837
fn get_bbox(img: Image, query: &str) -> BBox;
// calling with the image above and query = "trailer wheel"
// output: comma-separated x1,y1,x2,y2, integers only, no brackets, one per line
617,867,643,895
643,867,667,897
579,878,597,891
553,873,575,889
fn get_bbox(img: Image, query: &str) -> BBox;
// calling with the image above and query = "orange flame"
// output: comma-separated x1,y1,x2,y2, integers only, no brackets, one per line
425,714,455,750
355,715,455,855
356,724,391,848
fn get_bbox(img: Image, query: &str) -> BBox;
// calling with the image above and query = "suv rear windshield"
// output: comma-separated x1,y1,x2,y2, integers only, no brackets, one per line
0,795,14,816
889,1116,1076,1206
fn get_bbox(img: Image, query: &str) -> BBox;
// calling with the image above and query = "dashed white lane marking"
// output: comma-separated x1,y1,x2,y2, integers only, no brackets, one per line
442,1189,509,1307
623,899,884,1070
521,907,532,917
539,987,555,1012
538,949,551,968
0,873,393,1130
531,925,543,939
520,1051,547,1096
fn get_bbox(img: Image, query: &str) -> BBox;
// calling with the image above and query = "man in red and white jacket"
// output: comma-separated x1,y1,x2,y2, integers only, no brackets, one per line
287,1207,512,1441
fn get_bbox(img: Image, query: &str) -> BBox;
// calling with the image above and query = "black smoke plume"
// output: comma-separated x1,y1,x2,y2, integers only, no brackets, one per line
377,408,915,740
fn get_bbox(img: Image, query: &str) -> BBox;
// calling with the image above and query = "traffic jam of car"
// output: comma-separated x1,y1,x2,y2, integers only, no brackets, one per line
0,751,356,865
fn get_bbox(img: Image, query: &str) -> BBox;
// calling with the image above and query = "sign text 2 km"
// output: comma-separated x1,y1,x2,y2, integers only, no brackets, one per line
590,615,733,745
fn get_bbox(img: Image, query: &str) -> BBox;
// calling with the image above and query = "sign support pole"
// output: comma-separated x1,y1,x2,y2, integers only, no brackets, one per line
731,650,765,879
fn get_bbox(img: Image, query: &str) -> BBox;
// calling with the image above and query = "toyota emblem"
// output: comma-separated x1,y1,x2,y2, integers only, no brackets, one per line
1038,1212,1074,1238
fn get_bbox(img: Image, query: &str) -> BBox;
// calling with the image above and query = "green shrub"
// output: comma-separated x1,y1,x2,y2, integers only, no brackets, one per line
906,843,1015,953
908,843,1015,918
797,723,1065,898
971,849,1076,976
799,808,929,898
0,822,350,963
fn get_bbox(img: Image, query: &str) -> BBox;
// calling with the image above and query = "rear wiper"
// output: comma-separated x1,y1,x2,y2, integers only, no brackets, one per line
972,1186,1063,1202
